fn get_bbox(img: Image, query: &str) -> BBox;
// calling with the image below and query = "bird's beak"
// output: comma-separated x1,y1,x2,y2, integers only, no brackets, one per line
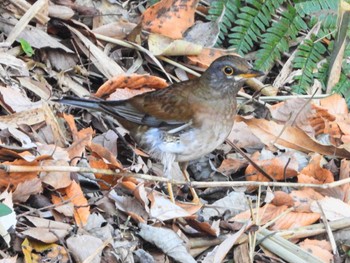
238,69,265,78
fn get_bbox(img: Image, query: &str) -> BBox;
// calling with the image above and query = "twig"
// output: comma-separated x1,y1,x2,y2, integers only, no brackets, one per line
2,164,350,189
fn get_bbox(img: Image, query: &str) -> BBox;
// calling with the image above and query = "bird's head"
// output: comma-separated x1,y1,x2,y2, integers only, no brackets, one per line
201,55,264,94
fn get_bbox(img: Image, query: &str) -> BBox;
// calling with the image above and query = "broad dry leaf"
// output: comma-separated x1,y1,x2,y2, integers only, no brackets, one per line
40,160,72,189
299,153,334,183
141,0,199,39
109,190,149,221
66,235,103,263
148,192,192,221
13,178,42,203
0,159,40,188
201,191,249,221
217,158,247,176
95,74,168,98
299,239,333,263
184,21,220,47
319,94,348,116
148,33,202,56
65,181,90,226
108,87,155,101
245,154,298,182
67,25,124,78
22,216,72,243
0,85,42,113
52,196,75,217
270,98,315,136
187,48,239,68
271,191,294,207
310,196,350,221
290,188,324,213
234,204,320,230
88,143,123,168
92,21,137,39
138,223,196,263
237,116,350,158
203,222,249,263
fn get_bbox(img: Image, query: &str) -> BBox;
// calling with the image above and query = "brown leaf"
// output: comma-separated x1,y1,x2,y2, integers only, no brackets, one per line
13,178,42,203
299,153,334,184
95,74,168,98
237,116,350,158
234,204,320,230
141,0,199,39
187,48,239,68
299,239,333,263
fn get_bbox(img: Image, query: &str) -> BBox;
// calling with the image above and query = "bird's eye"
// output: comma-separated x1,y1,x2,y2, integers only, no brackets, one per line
223,66,234,76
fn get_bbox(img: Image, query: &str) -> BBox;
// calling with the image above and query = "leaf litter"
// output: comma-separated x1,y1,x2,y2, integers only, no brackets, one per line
0,0,349,262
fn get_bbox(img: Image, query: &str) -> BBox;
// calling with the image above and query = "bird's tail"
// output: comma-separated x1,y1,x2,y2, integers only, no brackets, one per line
53,96,102,111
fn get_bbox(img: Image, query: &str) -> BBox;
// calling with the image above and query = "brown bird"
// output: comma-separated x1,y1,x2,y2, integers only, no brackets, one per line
55,55,263,203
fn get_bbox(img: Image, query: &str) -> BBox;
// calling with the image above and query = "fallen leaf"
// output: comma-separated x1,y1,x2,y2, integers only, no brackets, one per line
138,223,196,263
148,33,202,56
299,239,333,263
237,116,350,158
141,0,199,39
22,216,72,243
95,74,168,98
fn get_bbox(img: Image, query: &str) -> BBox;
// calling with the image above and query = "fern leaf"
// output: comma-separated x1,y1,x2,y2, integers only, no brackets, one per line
292,35,327,94
228,0,285,55
254,5,308,71
207,0,241,45
295,0,338,17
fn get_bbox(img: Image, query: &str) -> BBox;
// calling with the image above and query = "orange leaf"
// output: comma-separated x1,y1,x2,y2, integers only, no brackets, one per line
245,157,298,182
271,191,294,207
238,116,350,158
141,0,199,39
65,181,90,226
299,239,333,262
187,48,239,68
234,204,320,230
299,153,334,184
0,159,39,189
95,74,168,98
88,143,123,168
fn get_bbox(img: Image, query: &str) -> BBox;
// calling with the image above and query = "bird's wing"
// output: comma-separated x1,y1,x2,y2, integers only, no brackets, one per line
99,83,195,129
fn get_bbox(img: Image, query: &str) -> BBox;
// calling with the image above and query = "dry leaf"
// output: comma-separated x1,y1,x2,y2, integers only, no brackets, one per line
141,0,199,39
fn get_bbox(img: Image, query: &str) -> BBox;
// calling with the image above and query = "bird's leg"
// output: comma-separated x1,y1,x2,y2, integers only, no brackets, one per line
179,162,200,204
167,182,175,203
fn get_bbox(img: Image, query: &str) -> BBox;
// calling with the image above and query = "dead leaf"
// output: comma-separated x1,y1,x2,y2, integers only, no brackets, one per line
138,223,196,263
238,116,350,158
22,216,72,243
234,204,320,230
13,178,42,203
311,196,350,221
187,48,239,68
66,235,103,263
299,239,333,262
95,74,168,98
40,160,72,189
65,181,90,226
141,0,199,39
148,33,202,56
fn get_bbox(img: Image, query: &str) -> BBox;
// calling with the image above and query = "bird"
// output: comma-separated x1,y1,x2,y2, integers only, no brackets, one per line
55,55,264,204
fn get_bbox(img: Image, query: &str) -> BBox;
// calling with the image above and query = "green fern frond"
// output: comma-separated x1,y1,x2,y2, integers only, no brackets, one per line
295,0,338,17
292,35,327,93
332,74,350,102
228,0,285,55
207,0,241,45
254,5,308,71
